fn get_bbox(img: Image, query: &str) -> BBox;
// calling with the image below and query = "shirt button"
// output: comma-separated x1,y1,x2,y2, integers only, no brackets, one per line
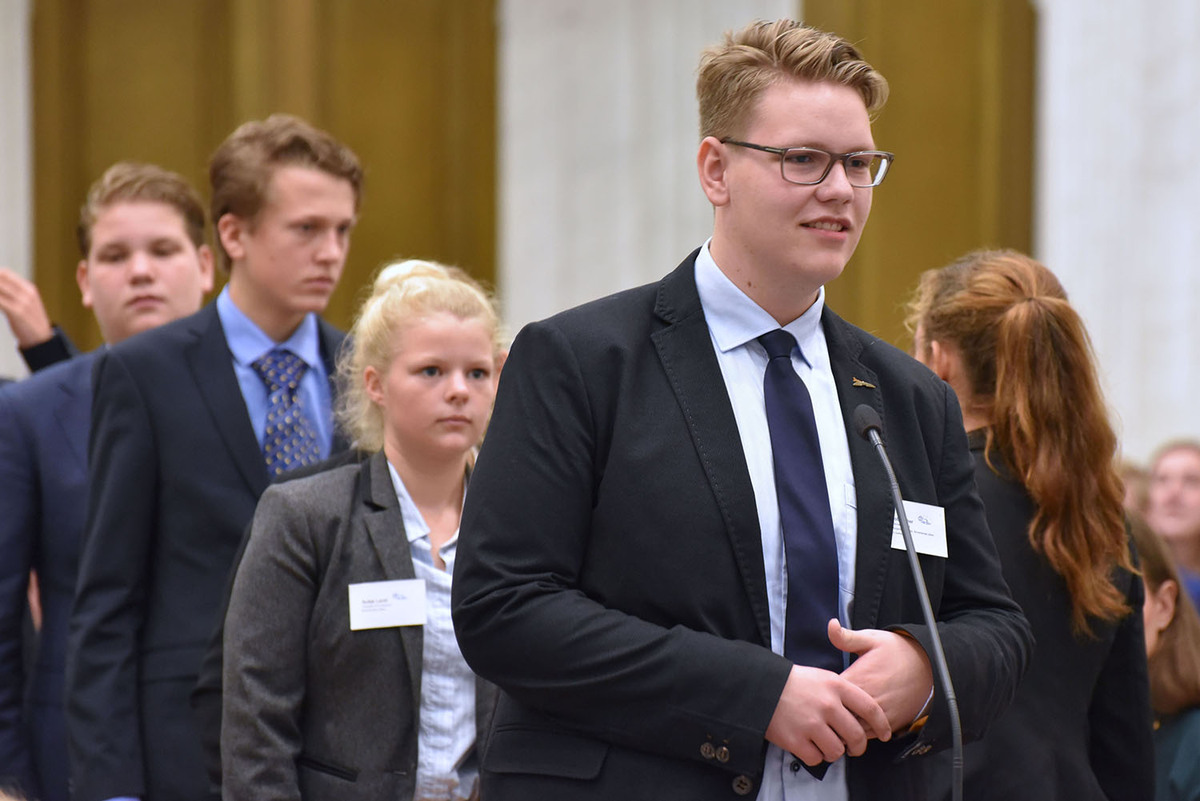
790,759,802,773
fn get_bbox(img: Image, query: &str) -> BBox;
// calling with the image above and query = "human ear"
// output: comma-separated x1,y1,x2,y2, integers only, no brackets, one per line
1147,579,1179,636
697,136,731,207
364,365,385,407
216,214,247,263
928,340,956,382
196,245,216,293
76,260,93,309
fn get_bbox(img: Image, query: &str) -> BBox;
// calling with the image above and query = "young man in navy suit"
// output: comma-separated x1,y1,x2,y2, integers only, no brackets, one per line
452,20,1032,801
66,115,362,801
0,162,214,801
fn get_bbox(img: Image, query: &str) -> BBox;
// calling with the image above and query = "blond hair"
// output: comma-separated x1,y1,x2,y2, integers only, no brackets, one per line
77,162,207,256
696,19,889,140
336,259,501,451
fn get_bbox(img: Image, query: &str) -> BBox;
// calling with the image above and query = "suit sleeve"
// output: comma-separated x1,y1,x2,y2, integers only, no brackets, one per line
66,350,158,801
221,485,320,801
889,384,1033,749
20,327,76,373
0,388,39,796
452,320,791,775
1088,558,1155,801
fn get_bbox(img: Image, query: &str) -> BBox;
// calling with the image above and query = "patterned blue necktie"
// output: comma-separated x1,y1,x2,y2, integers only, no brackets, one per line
760,329,842,780
250,348,322,475
759,329,842,670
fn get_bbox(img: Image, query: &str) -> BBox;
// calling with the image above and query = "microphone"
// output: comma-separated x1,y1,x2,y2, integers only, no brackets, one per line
852,404,963,801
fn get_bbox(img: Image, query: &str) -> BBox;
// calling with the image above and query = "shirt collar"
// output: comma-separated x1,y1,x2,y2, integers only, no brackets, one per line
216,285,322,369
694,240,826,367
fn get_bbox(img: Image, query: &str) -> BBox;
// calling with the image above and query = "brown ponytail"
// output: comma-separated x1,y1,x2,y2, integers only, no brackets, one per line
906,250,1132,635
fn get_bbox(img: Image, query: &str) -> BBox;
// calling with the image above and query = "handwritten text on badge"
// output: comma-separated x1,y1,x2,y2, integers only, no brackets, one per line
890,500,948,558
348,579,426,630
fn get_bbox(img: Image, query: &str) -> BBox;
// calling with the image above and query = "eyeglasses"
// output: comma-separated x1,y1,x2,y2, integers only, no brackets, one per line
720,139,895,187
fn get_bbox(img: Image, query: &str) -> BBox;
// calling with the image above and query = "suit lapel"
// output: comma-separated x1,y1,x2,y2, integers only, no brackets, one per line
53,353,95,472
360,451,423,711
821,310,894,629
186,305,271,498
650,254,773,647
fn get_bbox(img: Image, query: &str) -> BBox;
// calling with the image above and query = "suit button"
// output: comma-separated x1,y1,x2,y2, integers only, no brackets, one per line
700,742,716,759
716,746,730,763
732,775,754,795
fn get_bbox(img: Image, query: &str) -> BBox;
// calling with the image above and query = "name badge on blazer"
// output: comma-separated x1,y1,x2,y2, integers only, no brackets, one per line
890,500,948,558
348,579,426,630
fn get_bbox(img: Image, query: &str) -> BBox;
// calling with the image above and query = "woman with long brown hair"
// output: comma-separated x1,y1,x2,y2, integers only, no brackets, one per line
1130,514,1200,801
906,249,1153,801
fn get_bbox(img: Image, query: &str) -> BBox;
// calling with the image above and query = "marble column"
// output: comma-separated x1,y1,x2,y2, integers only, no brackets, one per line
1034,0,1200,462
0,0,32,381
497,0,796,335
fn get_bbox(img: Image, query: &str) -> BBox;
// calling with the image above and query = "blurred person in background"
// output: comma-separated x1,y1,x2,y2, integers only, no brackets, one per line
1147,440,1200,611
0,162,214,801
1130,514,1200,801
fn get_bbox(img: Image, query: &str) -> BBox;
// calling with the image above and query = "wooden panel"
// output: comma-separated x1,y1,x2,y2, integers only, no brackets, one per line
804,0,1036,350
32,0,496,345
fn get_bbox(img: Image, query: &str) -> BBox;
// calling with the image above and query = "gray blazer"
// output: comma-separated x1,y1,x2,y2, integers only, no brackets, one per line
221,450,495,801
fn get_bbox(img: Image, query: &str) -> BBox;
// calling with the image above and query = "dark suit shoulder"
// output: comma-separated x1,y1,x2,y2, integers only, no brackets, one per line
102,304,219,369
1,351,96,404
258,458,367,516
535,280,661,341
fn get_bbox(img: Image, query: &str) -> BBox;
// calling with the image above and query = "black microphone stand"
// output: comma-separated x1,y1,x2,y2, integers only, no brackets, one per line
853,404,963,801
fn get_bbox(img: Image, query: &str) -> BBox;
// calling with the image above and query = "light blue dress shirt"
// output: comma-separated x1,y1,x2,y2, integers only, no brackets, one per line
387,461,480,801
215,287,333,457
694,242,858,801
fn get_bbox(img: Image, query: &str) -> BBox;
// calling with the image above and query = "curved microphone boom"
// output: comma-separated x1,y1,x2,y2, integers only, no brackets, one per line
852,404,963,801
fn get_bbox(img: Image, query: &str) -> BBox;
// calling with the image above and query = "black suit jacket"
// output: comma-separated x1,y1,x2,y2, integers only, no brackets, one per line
222,451,496,801
0,352,96,801
452,252,1032,801
66,302,346,801
928,430,1155,800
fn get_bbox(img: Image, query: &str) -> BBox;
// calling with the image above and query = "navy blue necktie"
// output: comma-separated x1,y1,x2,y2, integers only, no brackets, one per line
758,329,842,672
760,330,841,781
251,348,322,475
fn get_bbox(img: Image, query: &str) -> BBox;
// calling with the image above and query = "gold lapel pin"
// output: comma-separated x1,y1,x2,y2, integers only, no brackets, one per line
852,377,876,388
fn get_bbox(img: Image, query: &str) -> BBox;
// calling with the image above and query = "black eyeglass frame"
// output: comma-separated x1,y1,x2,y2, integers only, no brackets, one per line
719,138,895,187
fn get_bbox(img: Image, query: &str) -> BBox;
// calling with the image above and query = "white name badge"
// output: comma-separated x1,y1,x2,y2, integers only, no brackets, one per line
348,579,426,631
890,500,948,558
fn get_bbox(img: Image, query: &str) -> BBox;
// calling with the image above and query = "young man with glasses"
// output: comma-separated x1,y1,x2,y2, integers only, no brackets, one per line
453,19,1032,801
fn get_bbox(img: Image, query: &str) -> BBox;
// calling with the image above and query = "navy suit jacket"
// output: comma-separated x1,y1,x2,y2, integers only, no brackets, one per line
0,352,96,801
452,252,1033,801
66,303,346,801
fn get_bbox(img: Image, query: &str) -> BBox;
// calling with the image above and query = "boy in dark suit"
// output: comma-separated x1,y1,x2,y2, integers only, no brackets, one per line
66,115,362,801
0,162,214,801
452,20,1032,801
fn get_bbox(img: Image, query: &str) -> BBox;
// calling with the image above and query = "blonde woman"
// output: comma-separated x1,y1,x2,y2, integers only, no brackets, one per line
221,260,503,801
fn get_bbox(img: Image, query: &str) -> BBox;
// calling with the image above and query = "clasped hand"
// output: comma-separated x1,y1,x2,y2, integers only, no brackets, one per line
764,619,933,766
